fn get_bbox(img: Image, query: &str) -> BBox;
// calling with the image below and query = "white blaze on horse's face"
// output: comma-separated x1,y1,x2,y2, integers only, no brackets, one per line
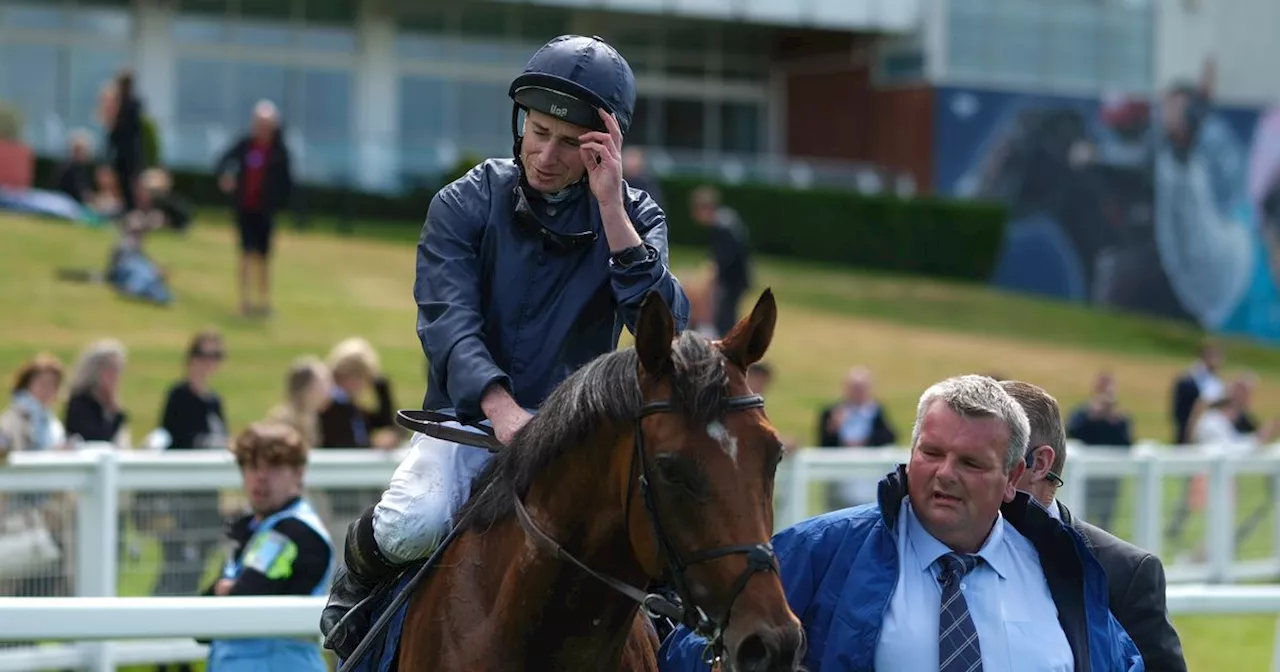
705,420,739,466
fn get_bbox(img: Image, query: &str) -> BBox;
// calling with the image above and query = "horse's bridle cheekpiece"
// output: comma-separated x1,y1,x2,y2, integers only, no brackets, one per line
511,390,778,668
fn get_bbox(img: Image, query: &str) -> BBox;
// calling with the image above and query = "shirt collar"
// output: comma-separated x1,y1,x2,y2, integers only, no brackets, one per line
903,499,1012,580
1046,498,1062,521
331,387,351,404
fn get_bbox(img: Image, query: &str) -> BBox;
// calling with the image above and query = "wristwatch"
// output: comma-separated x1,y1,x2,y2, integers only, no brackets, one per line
611,244,651,268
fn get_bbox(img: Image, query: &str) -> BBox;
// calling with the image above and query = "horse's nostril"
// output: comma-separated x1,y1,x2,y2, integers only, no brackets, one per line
734,633,772,672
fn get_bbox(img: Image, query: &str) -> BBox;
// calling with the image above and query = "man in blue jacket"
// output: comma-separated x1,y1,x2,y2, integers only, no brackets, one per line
319,34,689,658
659,374,1144,671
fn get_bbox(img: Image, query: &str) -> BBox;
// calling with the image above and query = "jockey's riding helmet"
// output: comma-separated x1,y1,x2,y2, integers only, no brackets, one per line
508,35,637,136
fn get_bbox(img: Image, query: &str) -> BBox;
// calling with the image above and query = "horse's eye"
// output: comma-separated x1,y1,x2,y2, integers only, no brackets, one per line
654,456,704,496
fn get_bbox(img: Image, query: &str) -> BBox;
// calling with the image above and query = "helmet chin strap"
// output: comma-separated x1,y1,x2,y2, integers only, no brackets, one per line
510,103,588,203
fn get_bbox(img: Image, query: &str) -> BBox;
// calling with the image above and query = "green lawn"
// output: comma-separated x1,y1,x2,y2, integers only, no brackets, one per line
3,211,1279,671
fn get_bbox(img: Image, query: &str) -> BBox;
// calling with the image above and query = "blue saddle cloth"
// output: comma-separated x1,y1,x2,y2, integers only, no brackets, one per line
339,571,418,672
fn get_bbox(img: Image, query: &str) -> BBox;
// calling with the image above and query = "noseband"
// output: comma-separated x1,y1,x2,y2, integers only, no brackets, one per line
512,391,778,667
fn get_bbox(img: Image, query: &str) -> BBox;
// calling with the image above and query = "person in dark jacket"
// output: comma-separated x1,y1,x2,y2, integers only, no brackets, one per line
1004,379,1187,672
691,185,751,336
320,34,689,659
1066,371,1133,532
216,100,294,318
106,70,145,215
659,375,1144,671
63,339,128,445
149,331,229,607
57,131,98,206
1166,339,1224,546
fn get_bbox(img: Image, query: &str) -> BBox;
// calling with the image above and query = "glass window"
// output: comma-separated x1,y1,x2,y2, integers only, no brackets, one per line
301,0,354,24
663,99,705,151
513,5,568,43
0,3,65,29
232,62,288,127
1045,4,1100,88
628,96,658,147
172,16,227,43
590,16,660,73
0,43,61,151
456,81,512,158
68,48,131,131
399,75,455,176
395,6,453,61
988,4,1044,85
719,23,771,83
175,59,231,126
397,32,454,61
297,69,351,141
177,0,229,15
720,102,760,154
945,4,986,78
297,69,353,181
239,0,293,20
297,25,355,52
69,7,133,38
233,19,294,47
945,0,1153,92
458,3,510,41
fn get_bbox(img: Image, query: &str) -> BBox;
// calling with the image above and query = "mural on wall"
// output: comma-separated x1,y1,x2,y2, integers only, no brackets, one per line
935,66,1280,342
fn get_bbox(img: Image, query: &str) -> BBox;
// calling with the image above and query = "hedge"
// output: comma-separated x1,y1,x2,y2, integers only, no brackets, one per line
658,177,1006,282
31,156,1006,282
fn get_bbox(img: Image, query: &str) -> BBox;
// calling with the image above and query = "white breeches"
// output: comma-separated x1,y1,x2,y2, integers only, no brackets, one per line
371,427,497,565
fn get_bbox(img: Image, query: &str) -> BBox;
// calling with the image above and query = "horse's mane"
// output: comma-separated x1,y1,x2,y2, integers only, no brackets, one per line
459,330,729,531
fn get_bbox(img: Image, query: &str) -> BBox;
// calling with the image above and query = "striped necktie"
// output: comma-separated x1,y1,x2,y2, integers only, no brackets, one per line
936,552,983,672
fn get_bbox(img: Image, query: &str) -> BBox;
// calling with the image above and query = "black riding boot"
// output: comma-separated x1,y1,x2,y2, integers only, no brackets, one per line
320,504,405,661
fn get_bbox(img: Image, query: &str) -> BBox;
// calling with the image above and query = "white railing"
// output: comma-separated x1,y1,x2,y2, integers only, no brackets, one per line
1,441,1279,670
0,587,1280,670
774,441,1280,585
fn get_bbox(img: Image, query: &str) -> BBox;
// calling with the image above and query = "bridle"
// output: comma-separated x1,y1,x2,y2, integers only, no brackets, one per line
511,391,779,667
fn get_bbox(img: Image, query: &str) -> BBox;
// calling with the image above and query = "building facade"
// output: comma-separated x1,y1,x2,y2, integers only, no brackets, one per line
0,0,920,193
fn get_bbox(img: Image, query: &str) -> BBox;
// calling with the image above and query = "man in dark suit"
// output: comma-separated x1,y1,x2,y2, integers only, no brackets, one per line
1167,339,1224,546
1002,379,1188,672
818,366,898,509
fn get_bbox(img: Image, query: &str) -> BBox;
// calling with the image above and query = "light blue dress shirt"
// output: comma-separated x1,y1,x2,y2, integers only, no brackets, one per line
874,499,1075,671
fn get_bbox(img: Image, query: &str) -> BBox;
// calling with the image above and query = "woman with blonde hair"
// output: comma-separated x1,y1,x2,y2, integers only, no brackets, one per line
267,355,332,449
0,353,67,454
62,339,128,446
318,337,397,450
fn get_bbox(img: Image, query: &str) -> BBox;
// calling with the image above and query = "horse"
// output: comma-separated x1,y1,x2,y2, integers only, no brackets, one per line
392,288,805,671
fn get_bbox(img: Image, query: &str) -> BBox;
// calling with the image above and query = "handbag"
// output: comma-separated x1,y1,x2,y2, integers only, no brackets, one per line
0,507,62,581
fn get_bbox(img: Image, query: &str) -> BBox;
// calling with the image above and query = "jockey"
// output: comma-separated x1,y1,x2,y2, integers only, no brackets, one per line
320,34,690,658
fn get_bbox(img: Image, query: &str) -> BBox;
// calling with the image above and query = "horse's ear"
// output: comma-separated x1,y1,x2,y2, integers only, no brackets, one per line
635,290,675,377
719,288,777,369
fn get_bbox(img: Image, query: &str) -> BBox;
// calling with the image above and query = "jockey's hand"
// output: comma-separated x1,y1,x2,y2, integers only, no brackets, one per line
493,406,534,445
579,109,625,210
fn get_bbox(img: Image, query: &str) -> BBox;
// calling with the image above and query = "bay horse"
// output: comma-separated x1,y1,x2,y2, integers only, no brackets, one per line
396,288,805,671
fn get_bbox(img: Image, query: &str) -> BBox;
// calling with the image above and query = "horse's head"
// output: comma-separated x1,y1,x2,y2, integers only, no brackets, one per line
630,288,805,672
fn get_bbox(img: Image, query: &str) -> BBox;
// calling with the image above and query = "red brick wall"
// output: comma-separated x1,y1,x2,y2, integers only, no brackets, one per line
771,30,935,192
